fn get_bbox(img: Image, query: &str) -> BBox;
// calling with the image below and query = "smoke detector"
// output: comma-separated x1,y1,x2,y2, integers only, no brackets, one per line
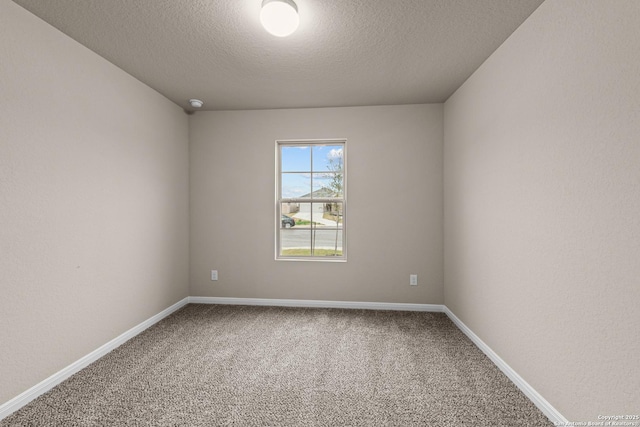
189,99,204,108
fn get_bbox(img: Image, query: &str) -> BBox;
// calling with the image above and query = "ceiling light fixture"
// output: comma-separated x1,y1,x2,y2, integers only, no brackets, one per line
189,99,204,108
260,0,299,37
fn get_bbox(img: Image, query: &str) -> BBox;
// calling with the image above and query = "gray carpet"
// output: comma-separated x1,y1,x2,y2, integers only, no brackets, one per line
1,304,553,426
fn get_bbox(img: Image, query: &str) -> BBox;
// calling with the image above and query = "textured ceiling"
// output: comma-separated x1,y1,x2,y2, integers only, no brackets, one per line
13,0,544,111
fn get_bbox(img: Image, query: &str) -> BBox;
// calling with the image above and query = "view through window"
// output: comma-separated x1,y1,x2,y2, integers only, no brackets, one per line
276,140,346,260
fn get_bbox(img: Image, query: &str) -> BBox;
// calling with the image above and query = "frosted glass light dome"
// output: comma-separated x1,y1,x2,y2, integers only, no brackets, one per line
260,0,299,37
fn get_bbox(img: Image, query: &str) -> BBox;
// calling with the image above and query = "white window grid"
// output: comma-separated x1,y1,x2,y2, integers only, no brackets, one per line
275,139,347,261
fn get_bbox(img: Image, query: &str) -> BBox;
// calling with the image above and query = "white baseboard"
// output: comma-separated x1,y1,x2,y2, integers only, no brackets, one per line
443,307,568,425
0,297,189,421
1,296,566,425
189,296,445,312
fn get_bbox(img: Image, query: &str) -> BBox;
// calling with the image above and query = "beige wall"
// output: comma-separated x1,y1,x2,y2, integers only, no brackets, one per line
190,105,443,303
0,1,189,405
444,0,640,421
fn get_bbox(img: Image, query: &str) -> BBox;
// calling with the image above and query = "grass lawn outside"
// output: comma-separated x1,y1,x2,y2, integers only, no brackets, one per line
293,219,318,226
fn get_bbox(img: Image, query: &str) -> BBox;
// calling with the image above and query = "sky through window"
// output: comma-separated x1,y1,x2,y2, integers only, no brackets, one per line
281,145,343,198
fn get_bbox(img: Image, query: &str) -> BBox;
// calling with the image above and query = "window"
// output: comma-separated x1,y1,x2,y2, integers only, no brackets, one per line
276,140,346,261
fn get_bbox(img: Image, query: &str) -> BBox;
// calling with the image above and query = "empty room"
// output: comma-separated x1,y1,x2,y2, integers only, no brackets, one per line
1,0,638,425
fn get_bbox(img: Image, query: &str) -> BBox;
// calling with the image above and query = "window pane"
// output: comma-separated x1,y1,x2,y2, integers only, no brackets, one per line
281,202,312,228
281,203,312,256
312,172,343,198
310,229,343,257
282,203,312,228
281,173,311,199
280,229,311,256
280,202,299,223
312,145,344,172
282,145,310,172
311,202,343,228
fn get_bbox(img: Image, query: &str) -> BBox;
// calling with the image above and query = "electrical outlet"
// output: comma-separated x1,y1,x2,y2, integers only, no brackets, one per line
410,274,418,286
211,270,218,281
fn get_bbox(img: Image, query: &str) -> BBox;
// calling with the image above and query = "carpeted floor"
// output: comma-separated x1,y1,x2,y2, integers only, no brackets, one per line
1,304,553,426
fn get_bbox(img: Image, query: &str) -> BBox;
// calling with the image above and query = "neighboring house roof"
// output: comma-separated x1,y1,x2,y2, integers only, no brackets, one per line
299,187,338,199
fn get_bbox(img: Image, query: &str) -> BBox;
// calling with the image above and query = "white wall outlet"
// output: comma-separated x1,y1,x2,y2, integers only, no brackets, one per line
211,270,218,281
410,274,418,286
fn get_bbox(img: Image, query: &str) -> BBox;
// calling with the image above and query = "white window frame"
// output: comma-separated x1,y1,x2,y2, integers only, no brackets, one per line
275,139,347,262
